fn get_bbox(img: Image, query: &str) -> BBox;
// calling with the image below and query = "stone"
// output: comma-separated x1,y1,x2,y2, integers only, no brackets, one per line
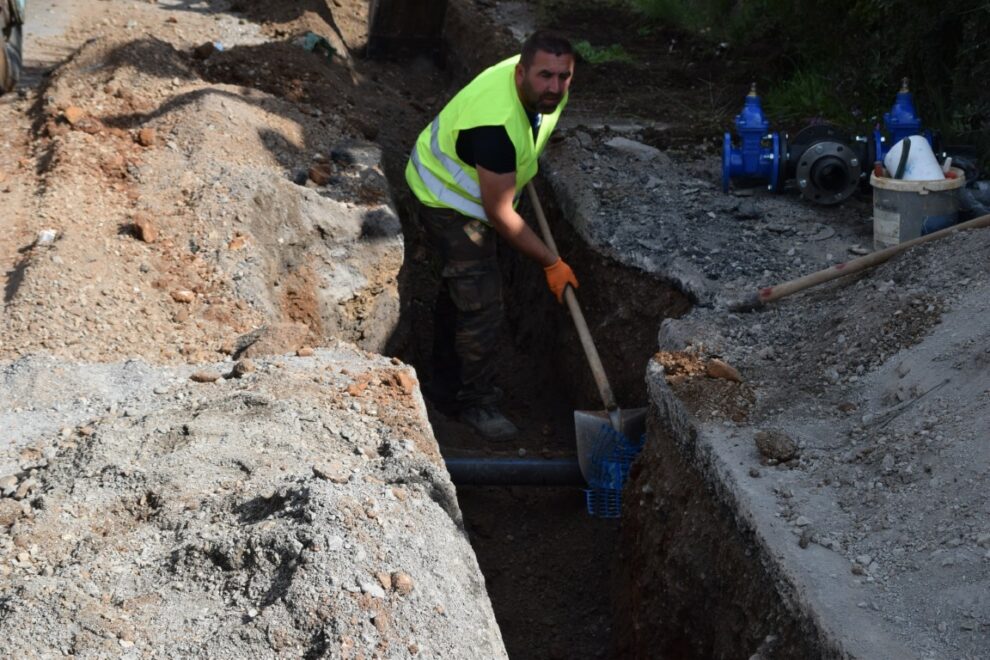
706,358,743,382
190,371,221,383
131,212,158,243
358,578,386,599
393,371,416,395
308,164,333,186
240,322,309,359
0,499,23,527
296,346,314,357
604,136,661,161
170,290,195,303
136,127,157,147
63,106,86,125
230,359,256,378
755,429,798,462
392,571,414,595
734,200,761,219
313,461,350,484
0,474,18,496
330,141,381,168
376,571,392,591
13,478,37,500
193,42,219,60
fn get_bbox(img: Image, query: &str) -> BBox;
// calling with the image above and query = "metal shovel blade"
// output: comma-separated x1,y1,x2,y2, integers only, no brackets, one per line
574,407,647,484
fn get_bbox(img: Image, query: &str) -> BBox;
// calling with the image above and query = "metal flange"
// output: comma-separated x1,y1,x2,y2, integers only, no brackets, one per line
790,126,862,205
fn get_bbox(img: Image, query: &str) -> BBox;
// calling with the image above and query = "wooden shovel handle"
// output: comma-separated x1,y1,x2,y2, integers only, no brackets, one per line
525,182,618,414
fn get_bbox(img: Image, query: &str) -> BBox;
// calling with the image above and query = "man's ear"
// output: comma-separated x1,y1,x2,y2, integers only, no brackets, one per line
514,62,524,85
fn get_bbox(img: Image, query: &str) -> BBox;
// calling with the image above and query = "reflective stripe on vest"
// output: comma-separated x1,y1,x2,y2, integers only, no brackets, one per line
429,117,481,199
409,147,488,221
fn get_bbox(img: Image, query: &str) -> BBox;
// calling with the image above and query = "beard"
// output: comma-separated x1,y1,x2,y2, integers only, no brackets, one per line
521,78,562,114
534,94,562,113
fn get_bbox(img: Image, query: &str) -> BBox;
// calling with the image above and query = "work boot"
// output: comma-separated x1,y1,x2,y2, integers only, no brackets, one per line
458,404,518,442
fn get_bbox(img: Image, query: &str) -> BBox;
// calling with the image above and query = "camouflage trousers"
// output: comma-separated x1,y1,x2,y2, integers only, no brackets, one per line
418,204,502,409
0,0,23,94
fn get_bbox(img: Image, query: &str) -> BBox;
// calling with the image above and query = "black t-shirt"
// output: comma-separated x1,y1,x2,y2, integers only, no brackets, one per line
454,111,542,175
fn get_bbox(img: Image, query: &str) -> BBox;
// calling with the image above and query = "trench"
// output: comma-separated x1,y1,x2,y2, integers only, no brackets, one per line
389,170,691,658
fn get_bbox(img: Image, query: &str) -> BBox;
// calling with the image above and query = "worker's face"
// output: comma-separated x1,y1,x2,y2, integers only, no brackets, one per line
516,50,574,114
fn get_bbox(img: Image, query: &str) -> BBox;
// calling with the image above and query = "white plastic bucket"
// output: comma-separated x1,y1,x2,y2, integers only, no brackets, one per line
870,168,965,250
883,135,944,181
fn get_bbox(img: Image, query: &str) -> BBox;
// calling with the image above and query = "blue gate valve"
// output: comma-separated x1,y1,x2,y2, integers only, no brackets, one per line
873,78,933,163
722,83,786,193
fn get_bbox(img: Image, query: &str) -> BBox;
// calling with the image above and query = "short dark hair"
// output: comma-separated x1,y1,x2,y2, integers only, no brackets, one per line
520,30,573,68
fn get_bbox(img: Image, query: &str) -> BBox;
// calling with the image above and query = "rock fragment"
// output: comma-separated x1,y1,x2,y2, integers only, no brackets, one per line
136,127,157,147
358,578,386,599
755,429,798,462
13,478,36,500
376,571,392,591
131,212,158,243
170,290,195,303
392,571,414,595
313,461,350,484
346,382,367,397
63,106,85,125
193,42,219,60
0,499,23,527
393,371,416,395
190,371,221,383
308,164,333,186
604,136,661,161
706,358,743,382
229,359,256,378
0,474,18,496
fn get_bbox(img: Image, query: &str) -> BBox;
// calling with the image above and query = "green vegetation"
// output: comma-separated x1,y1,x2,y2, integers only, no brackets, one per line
762,68,852,127
573,39,634,64
628,0,990,157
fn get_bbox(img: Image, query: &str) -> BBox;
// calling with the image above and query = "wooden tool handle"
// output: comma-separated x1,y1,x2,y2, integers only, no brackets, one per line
731,212,990,311
526,182,618,414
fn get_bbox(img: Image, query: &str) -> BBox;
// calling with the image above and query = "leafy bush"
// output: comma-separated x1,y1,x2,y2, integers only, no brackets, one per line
628,0,989,162
573,40,634,64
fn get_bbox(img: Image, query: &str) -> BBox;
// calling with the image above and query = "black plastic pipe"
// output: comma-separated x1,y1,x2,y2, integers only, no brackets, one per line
444,457,586,487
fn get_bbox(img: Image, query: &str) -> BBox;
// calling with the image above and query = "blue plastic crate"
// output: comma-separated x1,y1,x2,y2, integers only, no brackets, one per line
585,486,623,518
584,424,646,518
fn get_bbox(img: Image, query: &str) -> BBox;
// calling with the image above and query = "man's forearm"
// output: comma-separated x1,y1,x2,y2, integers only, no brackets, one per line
488,208,557,267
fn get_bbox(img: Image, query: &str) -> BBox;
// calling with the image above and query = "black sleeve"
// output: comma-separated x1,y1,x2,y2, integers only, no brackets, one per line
455,125,516,174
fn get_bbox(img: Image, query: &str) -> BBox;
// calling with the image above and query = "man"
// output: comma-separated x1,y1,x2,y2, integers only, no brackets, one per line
0,0,24,94
405,30,578,441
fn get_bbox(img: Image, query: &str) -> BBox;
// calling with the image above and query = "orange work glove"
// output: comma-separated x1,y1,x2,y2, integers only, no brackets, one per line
543,258,578,304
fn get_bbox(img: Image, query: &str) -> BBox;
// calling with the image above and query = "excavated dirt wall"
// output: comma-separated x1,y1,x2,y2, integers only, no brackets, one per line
617,370,829,659
0,2,509,657
0,348,505,658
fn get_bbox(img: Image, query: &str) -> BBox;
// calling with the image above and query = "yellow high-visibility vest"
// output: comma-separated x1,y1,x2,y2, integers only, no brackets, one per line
405,55,567,224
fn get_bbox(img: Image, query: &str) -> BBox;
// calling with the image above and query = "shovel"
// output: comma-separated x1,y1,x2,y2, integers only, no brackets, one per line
525,182,647,483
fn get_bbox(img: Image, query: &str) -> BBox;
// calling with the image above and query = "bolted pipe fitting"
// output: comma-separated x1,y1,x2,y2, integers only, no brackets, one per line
788,125,865,205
